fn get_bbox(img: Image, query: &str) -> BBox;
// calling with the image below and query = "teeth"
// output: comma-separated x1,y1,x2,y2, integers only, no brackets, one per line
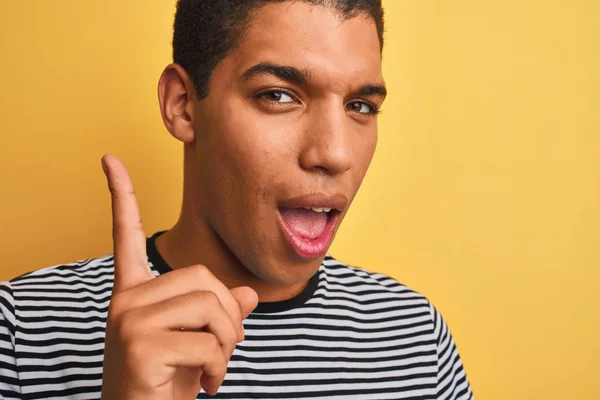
300,206,333,212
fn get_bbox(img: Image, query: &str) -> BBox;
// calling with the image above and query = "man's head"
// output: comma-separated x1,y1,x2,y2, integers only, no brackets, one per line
158,0,386,287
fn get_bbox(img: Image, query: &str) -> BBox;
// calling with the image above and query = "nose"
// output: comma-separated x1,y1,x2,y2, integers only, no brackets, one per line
298,101,353,176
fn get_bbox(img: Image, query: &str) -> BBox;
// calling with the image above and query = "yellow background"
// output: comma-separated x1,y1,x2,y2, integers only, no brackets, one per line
1,1,598,399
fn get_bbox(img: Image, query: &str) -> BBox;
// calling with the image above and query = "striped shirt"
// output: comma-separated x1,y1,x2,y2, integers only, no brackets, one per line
0,232,474,399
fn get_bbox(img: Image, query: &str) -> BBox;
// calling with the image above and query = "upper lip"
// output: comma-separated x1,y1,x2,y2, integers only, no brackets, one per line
278,193,349,212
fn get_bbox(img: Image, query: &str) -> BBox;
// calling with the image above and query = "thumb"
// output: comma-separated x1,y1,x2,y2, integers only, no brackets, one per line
230,286,259,319
230,286,259,340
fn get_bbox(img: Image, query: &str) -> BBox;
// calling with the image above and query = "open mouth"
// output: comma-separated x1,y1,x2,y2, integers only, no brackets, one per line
277,206,341,259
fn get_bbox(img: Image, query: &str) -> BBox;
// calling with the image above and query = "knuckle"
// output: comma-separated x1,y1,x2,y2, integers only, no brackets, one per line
107,292,125,312
223,324,238,349
223,334,238,357
198,290,219,305
187,264,209,280
112,221,144,239
124,335,148,365
116,312,151,365
114,308,140,340
194,291,222,315
206,334,222,356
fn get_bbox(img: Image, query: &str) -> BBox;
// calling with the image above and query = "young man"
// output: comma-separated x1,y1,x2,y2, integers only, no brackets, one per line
0,1,474,399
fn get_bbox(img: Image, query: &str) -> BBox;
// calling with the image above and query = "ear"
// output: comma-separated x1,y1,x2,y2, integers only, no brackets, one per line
157,63,196,143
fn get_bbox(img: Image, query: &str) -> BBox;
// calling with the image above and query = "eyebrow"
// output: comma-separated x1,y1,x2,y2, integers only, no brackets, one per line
240,62,387,100
355,84,387,100
240,62,310,85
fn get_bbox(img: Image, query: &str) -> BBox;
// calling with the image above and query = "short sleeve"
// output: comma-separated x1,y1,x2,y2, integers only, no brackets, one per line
0,282,21,399
430,303,475,400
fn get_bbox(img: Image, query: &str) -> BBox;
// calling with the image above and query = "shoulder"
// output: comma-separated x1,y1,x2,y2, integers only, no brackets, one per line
320,255,461,345
320,255,437,317
3,255,117,310
7,254,116,289
321,255,429,299
10,254,116,283
0,255,117,342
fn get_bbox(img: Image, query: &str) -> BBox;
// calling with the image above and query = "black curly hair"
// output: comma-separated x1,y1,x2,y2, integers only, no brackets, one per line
173,0,384,99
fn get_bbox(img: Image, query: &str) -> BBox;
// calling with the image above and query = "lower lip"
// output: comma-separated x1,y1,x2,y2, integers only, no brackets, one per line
277,209,340,259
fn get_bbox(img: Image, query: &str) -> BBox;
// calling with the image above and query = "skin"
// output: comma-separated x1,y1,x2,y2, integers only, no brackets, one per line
101,154,258,398
100,2,385,398
155,2,386,302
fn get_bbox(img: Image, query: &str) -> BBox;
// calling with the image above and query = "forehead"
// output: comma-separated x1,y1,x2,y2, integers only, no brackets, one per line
226,2,383,85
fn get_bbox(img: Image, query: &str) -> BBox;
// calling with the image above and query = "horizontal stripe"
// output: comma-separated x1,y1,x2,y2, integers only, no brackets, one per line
0,250,473,399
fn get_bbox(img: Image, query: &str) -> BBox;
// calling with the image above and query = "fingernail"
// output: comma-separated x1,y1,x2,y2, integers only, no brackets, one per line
101,157,108,176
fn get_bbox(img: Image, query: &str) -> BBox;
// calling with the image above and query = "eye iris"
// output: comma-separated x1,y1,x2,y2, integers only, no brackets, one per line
269,92,282,101
351,102,367,113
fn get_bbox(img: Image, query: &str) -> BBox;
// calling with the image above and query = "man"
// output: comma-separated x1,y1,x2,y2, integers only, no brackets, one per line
0,0,474,399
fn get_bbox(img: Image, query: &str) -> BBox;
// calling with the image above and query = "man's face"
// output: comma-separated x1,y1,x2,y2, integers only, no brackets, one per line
190,2,385,284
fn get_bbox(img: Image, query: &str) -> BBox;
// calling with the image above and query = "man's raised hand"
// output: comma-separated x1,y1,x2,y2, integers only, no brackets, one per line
100,155,258,400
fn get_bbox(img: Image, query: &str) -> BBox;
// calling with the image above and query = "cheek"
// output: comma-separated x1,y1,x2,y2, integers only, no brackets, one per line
201,101,296,212
352,129,378,184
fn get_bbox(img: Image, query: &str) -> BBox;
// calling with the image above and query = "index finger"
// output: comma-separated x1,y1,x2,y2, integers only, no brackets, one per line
102,154,155,292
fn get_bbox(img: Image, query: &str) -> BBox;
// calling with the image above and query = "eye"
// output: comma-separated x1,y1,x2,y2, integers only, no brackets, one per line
258,90,295,103
347,101,377,114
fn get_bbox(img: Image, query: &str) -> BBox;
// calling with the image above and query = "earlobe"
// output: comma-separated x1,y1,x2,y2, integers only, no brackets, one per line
157,63,196,143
